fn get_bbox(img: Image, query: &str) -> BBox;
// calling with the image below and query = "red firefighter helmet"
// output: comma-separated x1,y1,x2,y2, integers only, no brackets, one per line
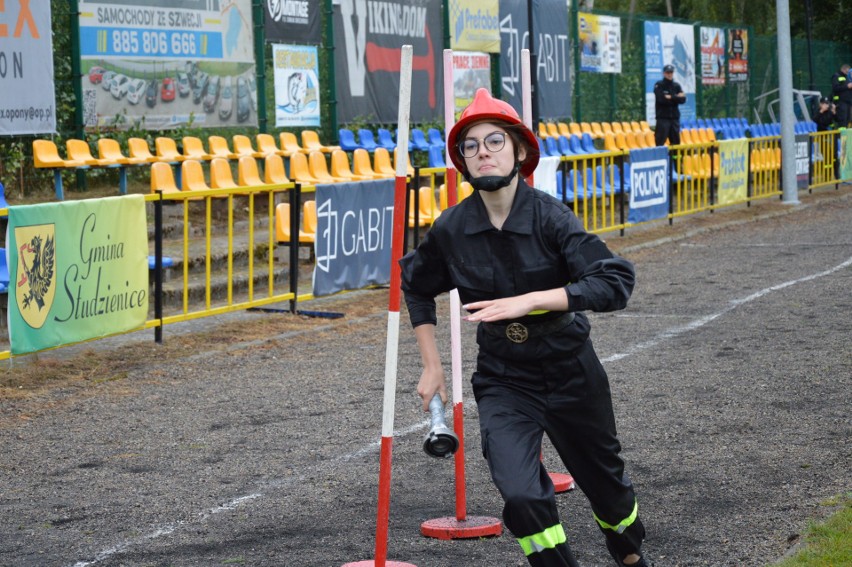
447,88,540,178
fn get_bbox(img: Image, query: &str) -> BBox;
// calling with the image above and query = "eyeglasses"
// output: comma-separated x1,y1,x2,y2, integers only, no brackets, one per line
458,131,507,158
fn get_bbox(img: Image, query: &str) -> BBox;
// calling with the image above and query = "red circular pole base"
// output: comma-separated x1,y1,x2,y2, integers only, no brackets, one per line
420,515,503,540
550,472,576,493
341,562,417,567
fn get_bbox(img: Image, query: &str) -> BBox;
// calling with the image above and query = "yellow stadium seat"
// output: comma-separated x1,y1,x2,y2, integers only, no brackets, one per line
569,123,582,137
644,131,656,147
557,122,571,137
155,137,185,163
275,202,314,244
352,148,385,179
150,161,180,195
66,139,105,166
330,149,372,181
621,121,632,133
419,185,441,222
181,159,210,193
33,139,75,169
705,128,717,143
288,152,322,185
210,157,239,189
640,120,651,132
459,181,473,201
749,149,763,173
278,132,305,156
538,122,550,139
303,200,318,236
309,150,345,183
611,122,624,134
255,133,283,158
408,188,429,227
373,147,397,177
301,130,340,153
603,132,619,152
624,131,641,150
237,156,265,187
207,135,233,160
580,123,593,138
230,135,256,160
681,129,694,145
98,138,142,165
264,154,291,185
128,137,157,163
591,122,604,139
182,136,211,161
601,122,613,136
630,121,642,133
614,132,628,151
394,147,415,177
546,123,560,138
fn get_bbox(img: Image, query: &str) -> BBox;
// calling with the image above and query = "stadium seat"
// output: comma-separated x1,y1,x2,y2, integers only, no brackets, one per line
410,128,431,152
308,150,345,183
603,133,619,152
207,136,233,160
182,136,212,161
0,181,8,209
302,130,340,153
330,149,371,181
601,122,614,136
581,133,601,153
557,122,571,137
98,138,143,165
591,122,604,139
544,137,560,158
230,135,257,160
611,122,624,134
264,154,290,185
580,123,594,138
288,152,322,185
303,200,318,237
275,202,314,244
352,148,385,179
126,138,158,163
150,161,181,195
358,129,379,152
396,128,415,152
255,133,283,158
546,123,560,139
373,147,397,177
394,147,415,176
0,247,8,294
66,139,106,166
278,132,305,157
210,157,239,190
181,159,211,194
538,122,550,139
376,128,396,151
418,186,441,223
154,137,185,163
338,128,362,152
238,156,266,187
568,135,585,155
427,145,446,168
556,135,574,156
427,128,445,149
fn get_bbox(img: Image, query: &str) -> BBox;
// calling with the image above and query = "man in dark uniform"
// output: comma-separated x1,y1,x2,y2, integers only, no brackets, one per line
814,96,836,132
831,63,852,128
654,64,686,147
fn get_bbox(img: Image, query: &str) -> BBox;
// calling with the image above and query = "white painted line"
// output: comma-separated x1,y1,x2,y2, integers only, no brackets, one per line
70,254,852,566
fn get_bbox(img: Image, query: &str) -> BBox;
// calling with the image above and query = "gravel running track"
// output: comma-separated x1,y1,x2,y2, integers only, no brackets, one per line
1,189,850,567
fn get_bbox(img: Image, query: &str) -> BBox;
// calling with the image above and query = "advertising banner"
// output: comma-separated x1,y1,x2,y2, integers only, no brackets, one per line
0,2,56,134
727,28,748,83
717,139,749,205
273,44,321,127
795,133,810,189
499,0,570,120
644,20,696,126
700,26,725,86
312,179,396,297
264,0,322,44
79,0,257,130
333,0,443,124
449,0,499,53
6,195,149,355
452,51,491,114
578,12,621,74
627,146,670,224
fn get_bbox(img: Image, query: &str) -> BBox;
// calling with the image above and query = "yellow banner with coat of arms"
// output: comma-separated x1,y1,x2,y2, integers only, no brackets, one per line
6,195,149,355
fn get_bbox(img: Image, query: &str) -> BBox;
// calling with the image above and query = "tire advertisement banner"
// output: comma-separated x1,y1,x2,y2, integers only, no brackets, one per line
264,0,322,44
5,195,149,355
644,20,696,126
448,0,500,53
499,0,570,120
700,26,725,86
0,2,56,135
717,139,749,205
578,12,622,74
273,44,321,127
79,0,257,130
312,179,396,297
333,0,443,124
627,146,670,224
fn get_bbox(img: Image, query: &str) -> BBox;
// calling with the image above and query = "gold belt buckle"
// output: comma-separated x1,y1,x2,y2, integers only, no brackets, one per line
505,322,529,344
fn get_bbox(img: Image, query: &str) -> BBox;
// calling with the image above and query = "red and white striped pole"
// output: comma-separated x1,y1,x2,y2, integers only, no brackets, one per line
521,47,575,494
420,49,502,541
342,45,417,567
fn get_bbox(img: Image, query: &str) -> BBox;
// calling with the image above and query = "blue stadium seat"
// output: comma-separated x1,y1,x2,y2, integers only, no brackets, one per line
568,135,584,155
410,128,431,152
537,137,551,157
358,129,378,152
338,128,362,152
427,145,446,168
581,133,602,154
545,136,560,157
377,128,396,151
0,247,9,294
0,181,8,209
427,128,446,149
555,169,574,203
556,135,574,156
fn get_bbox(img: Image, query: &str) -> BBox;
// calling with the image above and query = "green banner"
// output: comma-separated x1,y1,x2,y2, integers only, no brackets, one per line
6,195,149,355
717,139,749,205
839,129,852,181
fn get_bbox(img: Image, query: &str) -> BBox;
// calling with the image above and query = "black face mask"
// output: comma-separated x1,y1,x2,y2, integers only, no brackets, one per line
464,162,520,192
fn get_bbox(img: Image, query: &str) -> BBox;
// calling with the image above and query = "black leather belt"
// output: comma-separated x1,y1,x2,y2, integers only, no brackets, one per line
481,312,575,344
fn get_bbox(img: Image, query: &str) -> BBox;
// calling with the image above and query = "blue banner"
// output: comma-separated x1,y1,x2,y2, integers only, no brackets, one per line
312,180,396,297
628,146,670,224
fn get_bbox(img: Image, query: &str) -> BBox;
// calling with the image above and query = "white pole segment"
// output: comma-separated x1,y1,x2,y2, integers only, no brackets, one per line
381,312,401,437
521,49,533,131
395,46,413,179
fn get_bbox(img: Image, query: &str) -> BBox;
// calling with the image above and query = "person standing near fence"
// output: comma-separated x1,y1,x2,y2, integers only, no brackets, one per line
400,88,649,567
814,96,836,132
831,63,852,128
654,64,686,147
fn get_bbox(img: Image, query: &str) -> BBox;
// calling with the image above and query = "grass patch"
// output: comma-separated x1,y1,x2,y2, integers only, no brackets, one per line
773,494,852,566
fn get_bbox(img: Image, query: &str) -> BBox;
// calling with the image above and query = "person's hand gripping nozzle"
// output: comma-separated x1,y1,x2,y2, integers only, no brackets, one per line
423,394,459,458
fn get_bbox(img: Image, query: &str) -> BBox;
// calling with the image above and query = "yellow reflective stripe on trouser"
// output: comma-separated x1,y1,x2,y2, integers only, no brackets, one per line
594,500,639,534
517,524,567,556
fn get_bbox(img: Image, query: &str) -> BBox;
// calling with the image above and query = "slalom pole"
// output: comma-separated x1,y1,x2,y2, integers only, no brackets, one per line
342,46,416,567
521,48,575,494
420,50,502,541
